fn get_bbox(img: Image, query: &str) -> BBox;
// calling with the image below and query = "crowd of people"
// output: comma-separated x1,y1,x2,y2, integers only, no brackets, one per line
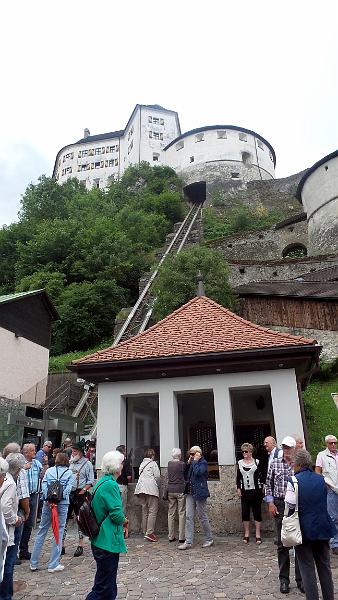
0,432,336,600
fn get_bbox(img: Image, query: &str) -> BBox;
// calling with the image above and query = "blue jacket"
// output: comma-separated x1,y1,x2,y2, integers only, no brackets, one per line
293,468,337,541
185,457,210,500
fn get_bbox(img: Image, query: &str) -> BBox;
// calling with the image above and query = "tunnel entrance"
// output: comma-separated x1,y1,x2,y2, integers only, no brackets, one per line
183,181,206,203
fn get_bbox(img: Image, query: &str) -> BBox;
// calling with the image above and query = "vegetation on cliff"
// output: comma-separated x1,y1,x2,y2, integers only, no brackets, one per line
0,163,186,354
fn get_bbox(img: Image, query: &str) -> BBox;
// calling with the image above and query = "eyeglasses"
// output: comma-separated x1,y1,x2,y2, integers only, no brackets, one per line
189,453,195,457
242,450,249,454
328,441,337,445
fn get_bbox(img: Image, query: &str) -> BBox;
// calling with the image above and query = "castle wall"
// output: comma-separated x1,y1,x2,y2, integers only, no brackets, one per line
270,326,338,362
206,220,308,262
227,255,338,287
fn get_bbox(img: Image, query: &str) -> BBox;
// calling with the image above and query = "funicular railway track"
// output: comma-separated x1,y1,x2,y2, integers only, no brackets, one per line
72,203,202,436
73,201,202,435
113,201,202,345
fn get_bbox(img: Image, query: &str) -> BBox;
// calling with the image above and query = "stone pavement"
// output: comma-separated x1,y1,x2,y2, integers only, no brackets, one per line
13,523,338,599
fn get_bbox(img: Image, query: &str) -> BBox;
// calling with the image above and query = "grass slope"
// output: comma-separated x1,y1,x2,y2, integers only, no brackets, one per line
303,375,338,458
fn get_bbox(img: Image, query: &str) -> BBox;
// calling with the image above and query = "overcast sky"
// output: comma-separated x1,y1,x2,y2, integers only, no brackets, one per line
1,1,337,225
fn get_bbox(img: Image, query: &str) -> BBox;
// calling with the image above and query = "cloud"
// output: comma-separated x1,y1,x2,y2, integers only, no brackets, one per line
0,142,50,226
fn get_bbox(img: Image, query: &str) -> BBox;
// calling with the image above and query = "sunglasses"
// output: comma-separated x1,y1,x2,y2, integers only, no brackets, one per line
189,453,195,456
242,450,249,454
328,441,337,445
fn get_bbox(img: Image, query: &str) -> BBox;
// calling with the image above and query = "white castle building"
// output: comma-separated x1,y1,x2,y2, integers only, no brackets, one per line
53,104,276,191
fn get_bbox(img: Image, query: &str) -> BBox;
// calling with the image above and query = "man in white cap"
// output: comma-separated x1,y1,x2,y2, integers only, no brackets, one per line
315,434,338,555
266,436,304,594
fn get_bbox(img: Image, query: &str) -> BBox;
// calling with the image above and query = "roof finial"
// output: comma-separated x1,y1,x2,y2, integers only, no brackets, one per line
196,271,205,297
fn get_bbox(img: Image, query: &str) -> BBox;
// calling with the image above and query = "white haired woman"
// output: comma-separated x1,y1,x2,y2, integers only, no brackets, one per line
0,454,25,600
167,448,186,543
179,446,213,550
85,451,127,600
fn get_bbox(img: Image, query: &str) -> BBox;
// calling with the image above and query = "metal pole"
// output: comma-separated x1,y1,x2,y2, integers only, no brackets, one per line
42,408,49,444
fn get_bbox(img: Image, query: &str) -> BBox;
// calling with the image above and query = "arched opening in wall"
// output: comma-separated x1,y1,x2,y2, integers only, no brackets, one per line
241,151,253,166
282,243,307,259
184,181,206,204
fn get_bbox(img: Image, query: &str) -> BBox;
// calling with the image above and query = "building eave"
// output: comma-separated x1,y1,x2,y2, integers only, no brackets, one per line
69,344,320,384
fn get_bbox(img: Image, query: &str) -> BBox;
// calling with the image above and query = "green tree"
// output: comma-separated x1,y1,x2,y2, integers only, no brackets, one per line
152,245,236,321
52,279,127,355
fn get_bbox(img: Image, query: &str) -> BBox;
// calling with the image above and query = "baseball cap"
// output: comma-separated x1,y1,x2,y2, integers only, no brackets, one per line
281,436,296,448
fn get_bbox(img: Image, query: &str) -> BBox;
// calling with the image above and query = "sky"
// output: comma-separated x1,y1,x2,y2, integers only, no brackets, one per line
1,0,337,226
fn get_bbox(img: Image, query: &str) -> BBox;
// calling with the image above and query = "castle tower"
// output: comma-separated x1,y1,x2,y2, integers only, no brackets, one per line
297,150,338,256
163,125,276,202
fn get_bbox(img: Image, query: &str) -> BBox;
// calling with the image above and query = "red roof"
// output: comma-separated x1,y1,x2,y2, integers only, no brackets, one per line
73,296,316,366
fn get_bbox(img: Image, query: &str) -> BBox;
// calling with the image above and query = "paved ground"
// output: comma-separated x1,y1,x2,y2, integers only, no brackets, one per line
13,523,338,599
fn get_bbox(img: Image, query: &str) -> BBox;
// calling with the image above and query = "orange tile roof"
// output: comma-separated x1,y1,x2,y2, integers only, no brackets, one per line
73,296,316,366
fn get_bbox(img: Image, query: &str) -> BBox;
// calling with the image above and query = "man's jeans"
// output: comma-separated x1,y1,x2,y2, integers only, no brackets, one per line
30,502,68,569
295,540,334,600
0,544,17,600
20,493,38,555
185,495,213,545
85,545,119,600
327,488,338,548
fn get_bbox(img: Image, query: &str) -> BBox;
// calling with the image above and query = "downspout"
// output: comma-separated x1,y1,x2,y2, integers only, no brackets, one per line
297,378,309,450
254,138,263,180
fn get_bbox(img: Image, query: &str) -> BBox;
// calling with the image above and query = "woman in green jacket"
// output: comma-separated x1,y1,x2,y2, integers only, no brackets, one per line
86,450,127,600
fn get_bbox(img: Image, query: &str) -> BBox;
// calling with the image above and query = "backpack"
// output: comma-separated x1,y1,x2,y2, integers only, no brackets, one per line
46,467,69,504
77,479,108,539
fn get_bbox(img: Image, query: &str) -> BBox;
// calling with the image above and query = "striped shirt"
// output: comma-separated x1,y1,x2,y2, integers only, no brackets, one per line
265,457,294,502
16,468,30,500
24,459,42,494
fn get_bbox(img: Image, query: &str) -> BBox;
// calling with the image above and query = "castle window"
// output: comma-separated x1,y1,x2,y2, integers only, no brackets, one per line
176,141,184,151
231,172,240,179
107,159,114,167
195,133,204,142
325,165,328,171
95,148,102,156
128,140,134,154
114,159,118,166
153,132,160,140
217,130,227,139
239,267,245,274
239,132,247,142
241,152,252,166
190,156,194,163
95,161,101,169
148,116,152,123
282,244,307,259
160,118,164,125
269,151,273,161
153,153,160,162
94,179,100,189
153,117,159,125
149,131,153,138
257,140,264,150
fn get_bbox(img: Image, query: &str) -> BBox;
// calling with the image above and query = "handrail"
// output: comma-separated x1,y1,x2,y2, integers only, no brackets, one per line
113,205,196,346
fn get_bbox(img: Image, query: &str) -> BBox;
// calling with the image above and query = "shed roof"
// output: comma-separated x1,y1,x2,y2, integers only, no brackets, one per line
73,296,315,366
0,289,59,320
236,280,338,300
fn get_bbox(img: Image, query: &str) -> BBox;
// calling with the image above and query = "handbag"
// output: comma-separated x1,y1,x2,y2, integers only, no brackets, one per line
281,476,302,547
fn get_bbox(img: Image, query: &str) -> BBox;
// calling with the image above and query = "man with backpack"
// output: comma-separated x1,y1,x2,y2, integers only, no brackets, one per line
63,443,94,557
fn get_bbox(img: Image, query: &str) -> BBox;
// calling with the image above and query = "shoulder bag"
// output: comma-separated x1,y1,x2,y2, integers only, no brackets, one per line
281,476,302,547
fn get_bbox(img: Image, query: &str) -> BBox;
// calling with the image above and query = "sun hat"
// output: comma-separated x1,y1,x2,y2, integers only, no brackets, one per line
281,436,296,448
